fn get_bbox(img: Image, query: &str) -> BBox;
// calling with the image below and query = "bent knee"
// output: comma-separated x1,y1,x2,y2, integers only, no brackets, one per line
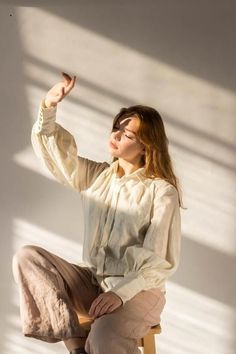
85,316,115,348
12,245,42,269
12,245,34,282
85,315,132,354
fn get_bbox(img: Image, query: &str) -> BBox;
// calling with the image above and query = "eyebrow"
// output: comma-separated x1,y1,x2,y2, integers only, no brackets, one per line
124,128,137,135
114,123,137,135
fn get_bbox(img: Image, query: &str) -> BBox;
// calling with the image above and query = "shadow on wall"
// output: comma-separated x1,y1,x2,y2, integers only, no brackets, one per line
0,1,235,353
2,0,236,92
26,54,236,174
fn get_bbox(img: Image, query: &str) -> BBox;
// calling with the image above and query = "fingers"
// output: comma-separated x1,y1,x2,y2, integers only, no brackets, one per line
68,75,76,91
93,299,111,318
72,75,76,85
105,303,118,314
98,302,115,316
88,296,103,317
61,71,76,95
94,304,110,317
58,86,65,102
62,72,76,86
89,295,110,318
89,293,121,319
62,71,71,83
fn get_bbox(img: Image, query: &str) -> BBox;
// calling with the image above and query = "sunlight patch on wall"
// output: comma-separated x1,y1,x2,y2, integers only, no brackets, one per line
25,82,113,163
15,7,236,258
12,218,83,264
16,6,236,163
16,7,236,137
158,282,236,354
13,145,55,182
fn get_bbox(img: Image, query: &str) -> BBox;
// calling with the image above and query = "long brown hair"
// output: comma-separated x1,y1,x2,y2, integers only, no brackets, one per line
111,105,186,209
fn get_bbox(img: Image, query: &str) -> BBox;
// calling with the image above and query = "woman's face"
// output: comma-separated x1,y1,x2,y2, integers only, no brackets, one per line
108,116,145,164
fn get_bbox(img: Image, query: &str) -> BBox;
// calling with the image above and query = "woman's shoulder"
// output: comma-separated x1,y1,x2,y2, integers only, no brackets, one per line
150,178,178,196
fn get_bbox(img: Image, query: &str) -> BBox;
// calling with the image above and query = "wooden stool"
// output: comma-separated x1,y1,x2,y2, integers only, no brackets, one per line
80,317,162,354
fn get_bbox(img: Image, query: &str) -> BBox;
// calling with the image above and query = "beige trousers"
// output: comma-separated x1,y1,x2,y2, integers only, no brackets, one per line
12,245,166,354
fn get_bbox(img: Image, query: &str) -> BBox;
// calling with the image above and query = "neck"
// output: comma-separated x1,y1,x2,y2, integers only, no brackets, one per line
116,158,144,177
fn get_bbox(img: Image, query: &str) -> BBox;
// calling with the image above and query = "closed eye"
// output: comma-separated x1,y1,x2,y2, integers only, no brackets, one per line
113,126,135,140
124,134,133,140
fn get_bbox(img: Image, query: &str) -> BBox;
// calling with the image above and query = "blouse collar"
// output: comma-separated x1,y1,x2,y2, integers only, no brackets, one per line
110,159,145,181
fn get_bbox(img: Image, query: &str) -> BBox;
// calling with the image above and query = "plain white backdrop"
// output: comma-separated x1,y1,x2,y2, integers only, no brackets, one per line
0,1,235,353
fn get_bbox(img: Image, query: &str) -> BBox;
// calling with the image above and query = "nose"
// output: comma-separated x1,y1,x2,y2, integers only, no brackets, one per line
113,130,122,140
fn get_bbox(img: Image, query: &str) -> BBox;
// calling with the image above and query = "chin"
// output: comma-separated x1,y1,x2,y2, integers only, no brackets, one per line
108,147,119,156
110,152,119,158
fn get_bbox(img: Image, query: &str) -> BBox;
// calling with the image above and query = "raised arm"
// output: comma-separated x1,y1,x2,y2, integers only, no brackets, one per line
31,72,109,192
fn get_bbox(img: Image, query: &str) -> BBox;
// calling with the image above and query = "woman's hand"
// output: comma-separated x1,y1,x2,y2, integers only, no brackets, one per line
44,72,76,108
88,291,123,319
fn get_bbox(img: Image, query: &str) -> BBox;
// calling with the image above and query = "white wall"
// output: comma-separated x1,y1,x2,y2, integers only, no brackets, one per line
0,1,235,353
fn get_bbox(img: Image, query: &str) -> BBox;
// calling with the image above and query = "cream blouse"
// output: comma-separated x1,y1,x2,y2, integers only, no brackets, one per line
31,99,182,304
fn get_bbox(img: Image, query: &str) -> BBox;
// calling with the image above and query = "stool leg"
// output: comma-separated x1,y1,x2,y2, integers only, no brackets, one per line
143,333,156,354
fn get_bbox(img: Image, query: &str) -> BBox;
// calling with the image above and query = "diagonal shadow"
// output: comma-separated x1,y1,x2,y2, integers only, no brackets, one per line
1,2,235,353
3,0,236,92
23,56,236,173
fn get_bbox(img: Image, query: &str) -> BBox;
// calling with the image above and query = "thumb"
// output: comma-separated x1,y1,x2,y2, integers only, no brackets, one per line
58,86,65,101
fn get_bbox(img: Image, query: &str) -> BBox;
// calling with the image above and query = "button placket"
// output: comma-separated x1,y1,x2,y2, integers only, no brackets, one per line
100,189,119,247
100,180,122,282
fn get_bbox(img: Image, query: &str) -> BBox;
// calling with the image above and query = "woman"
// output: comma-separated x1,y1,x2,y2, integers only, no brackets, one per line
12,72,183,354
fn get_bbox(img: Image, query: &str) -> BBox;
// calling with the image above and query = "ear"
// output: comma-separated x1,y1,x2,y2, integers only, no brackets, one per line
141,147,146,155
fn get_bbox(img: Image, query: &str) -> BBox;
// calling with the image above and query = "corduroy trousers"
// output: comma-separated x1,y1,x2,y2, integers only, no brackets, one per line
12,245,166,354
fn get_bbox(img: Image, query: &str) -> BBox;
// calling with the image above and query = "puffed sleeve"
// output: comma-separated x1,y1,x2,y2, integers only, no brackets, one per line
31,99,109,192
110,184,182,304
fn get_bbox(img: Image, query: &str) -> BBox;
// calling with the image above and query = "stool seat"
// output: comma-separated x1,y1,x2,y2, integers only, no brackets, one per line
79,317,162,354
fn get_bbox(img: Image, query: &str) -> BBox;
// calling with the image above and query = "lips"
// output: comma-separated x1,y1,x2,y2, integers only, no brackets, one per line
110,141,118,149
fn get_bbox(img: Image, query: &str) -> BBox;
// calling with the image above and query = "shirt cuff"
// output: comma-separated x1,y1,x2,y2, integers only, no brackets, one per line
110,272,146,305
34,99,57,135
